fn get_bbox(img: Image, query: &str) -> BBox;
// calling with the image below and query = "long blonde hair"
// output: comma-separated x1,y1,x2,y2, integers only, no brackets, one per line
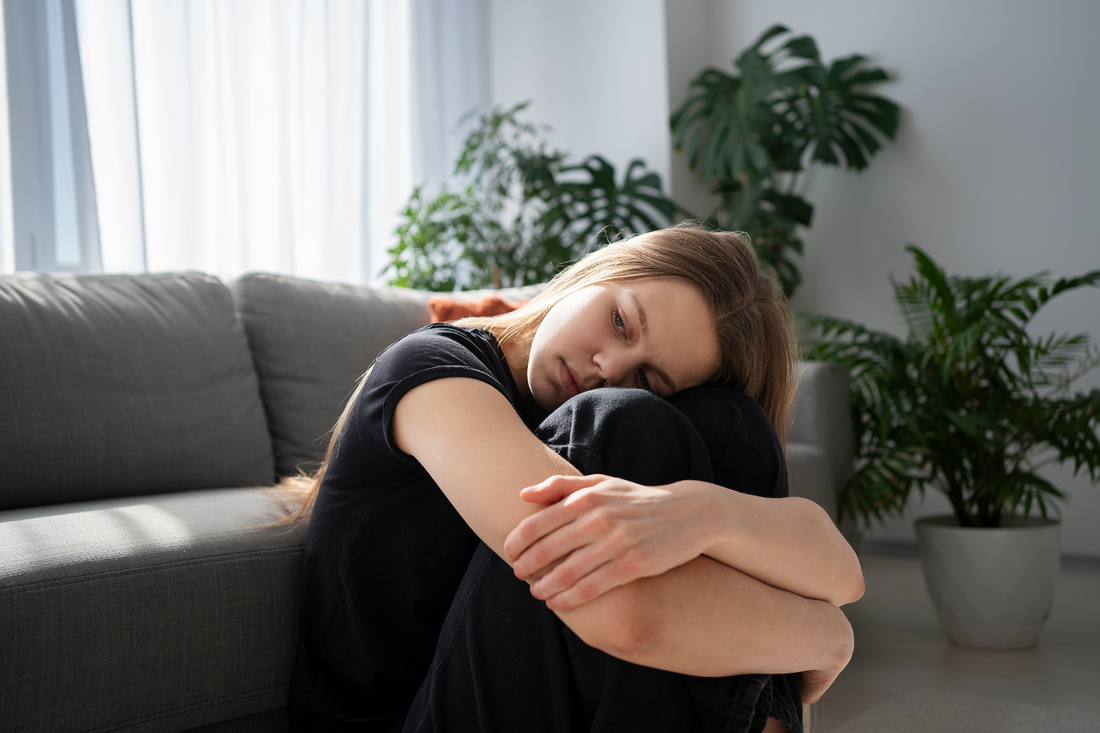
275,224,796,523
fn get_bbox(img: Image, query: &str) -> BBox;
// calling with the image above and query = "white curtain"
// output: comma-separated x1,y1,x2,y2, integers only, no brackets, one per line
2,0,100,273
0,2,13,274
77,0,400,285
411,0,491,193
3,0,489,283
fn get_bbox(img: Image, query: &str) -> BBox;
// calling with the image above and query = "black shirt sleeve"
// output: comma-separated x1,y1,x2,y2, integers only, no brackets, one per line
360,323,527,461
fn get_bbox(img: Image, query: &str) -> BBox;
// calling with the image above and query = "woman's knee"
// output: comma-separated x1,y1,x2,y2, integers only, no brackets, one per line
535,388,713,484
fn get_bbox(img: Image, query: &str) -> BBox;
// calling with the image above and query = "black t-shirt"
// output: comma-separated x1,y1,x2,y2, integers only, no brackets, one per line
287,324,541,732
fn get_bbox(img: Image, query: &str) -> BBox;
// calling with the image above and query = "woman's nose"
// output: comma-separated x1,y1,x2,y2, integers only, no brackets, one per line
593,350,630,387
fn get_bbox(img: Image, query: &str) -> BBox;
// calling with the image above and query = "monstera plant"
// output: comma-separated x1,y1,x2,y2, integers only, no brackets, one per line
671,25,899,296
387,103,680,291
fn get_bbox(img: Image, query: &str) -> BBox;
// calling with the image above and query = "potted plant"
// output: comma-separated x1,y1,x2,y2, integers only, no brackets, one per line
670,25,899,296
802,245,1100,649
386,103,681,291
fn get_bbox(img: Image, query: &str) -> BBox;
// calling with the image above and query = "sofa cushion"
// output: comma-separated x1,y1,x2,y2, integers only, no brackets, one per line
232,274,435,477
233,275,544,478
0,272,274,510
0,488,306,733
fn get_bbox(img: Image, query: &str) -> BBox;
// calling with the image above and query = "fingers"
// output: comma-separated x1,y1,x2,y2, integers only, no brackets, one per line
543,558,637,612
504,500,573,564
523,519,629,594
532,534,652,611
505,475,610,562
519,474,607,504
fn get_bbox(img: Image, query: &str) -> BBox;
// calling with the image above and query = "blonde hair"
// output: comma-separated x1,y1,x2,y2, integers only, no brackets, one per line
275,224,796,523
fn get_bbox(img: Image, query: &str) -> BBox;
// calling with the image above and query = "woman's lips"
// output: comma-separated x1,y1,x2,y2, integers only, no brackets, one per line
560,361,581,399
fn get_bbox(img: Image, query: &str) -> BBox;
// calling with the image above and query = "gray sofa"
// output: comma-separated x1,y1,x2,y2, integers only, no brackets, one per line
0,271,851,733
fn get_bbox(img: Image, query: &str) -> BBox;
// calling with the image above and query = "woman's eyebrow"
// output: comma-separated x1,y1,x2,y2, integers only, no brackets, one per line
627,290,676,393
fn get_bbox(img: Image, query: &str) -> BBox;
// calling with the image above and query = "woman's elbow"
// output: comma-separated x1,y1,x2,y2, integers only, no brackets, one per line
841,568,865,606
802,499,865,606
563,581,663,660
830,556,865,606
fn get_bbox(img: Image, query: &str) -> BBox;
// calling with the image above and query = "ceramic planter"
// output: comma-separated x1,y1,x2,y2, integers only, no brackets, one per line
915,515,1061,650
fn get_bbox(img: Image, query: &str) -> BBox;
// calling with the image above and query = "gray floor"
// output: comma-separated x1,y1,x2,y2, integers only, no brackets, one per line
813,552,1100,731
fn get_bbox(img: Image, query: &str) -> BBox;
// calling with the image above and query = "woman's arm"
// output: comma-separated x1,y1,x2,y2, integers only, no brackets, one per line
393,377,853,692
507,475,864,610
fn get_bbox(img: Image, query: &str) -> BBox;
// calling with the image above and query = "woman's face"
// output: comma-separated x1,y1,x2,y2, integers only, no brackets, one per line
522,277,721,413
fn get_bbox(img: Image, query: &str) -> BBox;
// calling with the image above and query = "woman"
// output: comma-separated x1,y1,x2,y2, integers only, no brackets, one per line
282,226,861,733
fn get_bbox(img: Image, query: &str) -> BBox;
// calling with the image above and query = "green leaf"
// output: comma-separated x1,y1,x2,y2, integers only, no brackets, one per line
802,246,1100,528
387,104,677,290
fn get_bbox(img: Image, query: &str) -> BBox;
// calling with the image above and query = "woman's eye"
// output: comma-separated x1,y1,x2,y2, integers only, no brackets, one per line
613,310,627,335
637,369,651,391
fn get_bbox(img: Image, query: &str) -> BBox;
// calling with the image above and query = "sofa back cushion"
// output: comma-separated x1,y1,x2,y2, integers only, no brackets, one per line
0,272,274,510
233,274,433,477
233,274,545,478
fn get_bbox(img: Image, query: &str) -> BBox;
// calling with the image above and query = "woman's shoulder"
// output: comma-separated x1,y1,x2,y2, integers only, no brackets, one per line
383,323,501,368
369,323,511,392
339,324,517,462
412,321,496,344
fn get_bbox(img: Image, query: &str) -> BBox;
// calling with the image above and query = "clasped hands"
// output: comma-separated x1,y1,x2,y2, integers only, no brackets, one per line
505,474,855,705
504,474,721,612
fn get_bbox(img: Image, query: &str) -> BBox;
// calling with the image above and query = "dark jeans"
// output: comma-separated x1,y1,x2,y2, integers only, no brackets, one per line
402,388,804,733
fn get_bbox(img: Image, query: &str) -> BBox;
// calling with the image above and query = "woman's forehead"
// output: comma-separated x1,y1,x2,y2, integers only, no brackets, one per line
622,279,720,387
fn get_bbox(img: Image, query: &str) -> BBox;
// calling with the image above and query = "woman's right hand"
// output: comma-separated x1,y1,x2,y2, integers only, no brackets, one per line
504,474,723,611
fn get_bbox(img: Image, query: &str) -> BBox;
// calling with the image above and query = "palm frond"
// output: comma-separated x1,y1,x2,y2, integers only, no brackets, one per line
804,246,1100,528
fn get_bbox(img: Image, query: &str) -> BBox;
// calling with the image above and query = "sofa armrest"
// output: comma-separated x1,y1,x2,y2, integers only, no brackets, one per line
788,361,854,490
786,361,859,547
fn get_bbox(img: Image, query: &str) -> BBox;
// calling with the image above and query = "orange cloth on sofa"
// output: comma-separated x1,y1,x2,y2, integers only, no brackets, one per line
427,295,526,323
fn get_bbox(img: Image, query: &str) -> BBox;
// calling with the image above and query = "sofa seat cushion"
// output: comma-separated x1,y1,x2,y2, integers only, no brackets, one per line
0,488,307,733
0,272,274,510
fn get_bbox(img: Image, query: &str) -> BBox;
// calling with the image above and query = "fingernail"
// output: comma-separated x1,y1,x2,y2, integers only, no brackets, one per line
545,597,558,610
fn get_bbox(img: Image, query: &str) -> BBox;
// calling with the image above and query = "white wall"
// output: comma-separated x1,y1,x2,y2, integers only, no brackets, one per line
487,0,1100,557
701,0,1100,557
486,0,671,191
663,0,718,220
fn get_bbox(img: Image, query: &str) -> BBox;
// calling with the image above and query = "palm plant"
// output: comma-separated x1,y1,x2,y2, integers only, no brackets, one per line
387,103,679,291
670,25,899,296
802,246,1100,528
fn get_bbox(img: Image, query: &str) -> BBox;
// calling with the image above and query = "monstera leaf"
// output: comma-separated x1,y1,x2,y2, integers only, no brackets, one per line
670,24,898,296
672,24,897,177
671,25,816,180
541,156,680,248
781,54,900,170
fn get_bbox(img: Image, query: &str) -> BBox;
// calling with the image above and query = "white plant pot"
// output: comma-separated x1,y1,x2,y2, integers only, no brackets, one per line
915,515,1061,650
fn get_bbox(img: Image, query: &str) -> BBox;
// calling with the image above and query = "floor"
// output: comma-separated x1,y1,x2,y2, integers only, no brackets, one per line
812,551,1100,731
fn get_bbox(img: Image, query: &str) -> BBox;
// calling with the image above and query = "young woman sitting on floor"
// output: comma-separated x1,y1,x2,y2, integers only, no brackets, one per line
281,225,862,733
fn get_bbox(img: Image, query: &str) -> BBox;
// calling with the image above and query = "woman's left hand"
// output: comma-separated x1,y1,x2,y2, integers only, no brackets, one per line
504,474,721,611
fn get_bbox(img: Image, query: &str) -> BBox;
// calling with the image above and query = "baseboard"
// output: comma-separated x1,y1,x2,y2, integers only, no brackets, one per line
859,538,1100,573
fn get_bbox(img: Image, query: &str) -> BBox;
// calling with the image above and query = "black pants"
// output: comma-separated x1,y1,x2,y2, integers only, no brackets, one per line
402,388,804,733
